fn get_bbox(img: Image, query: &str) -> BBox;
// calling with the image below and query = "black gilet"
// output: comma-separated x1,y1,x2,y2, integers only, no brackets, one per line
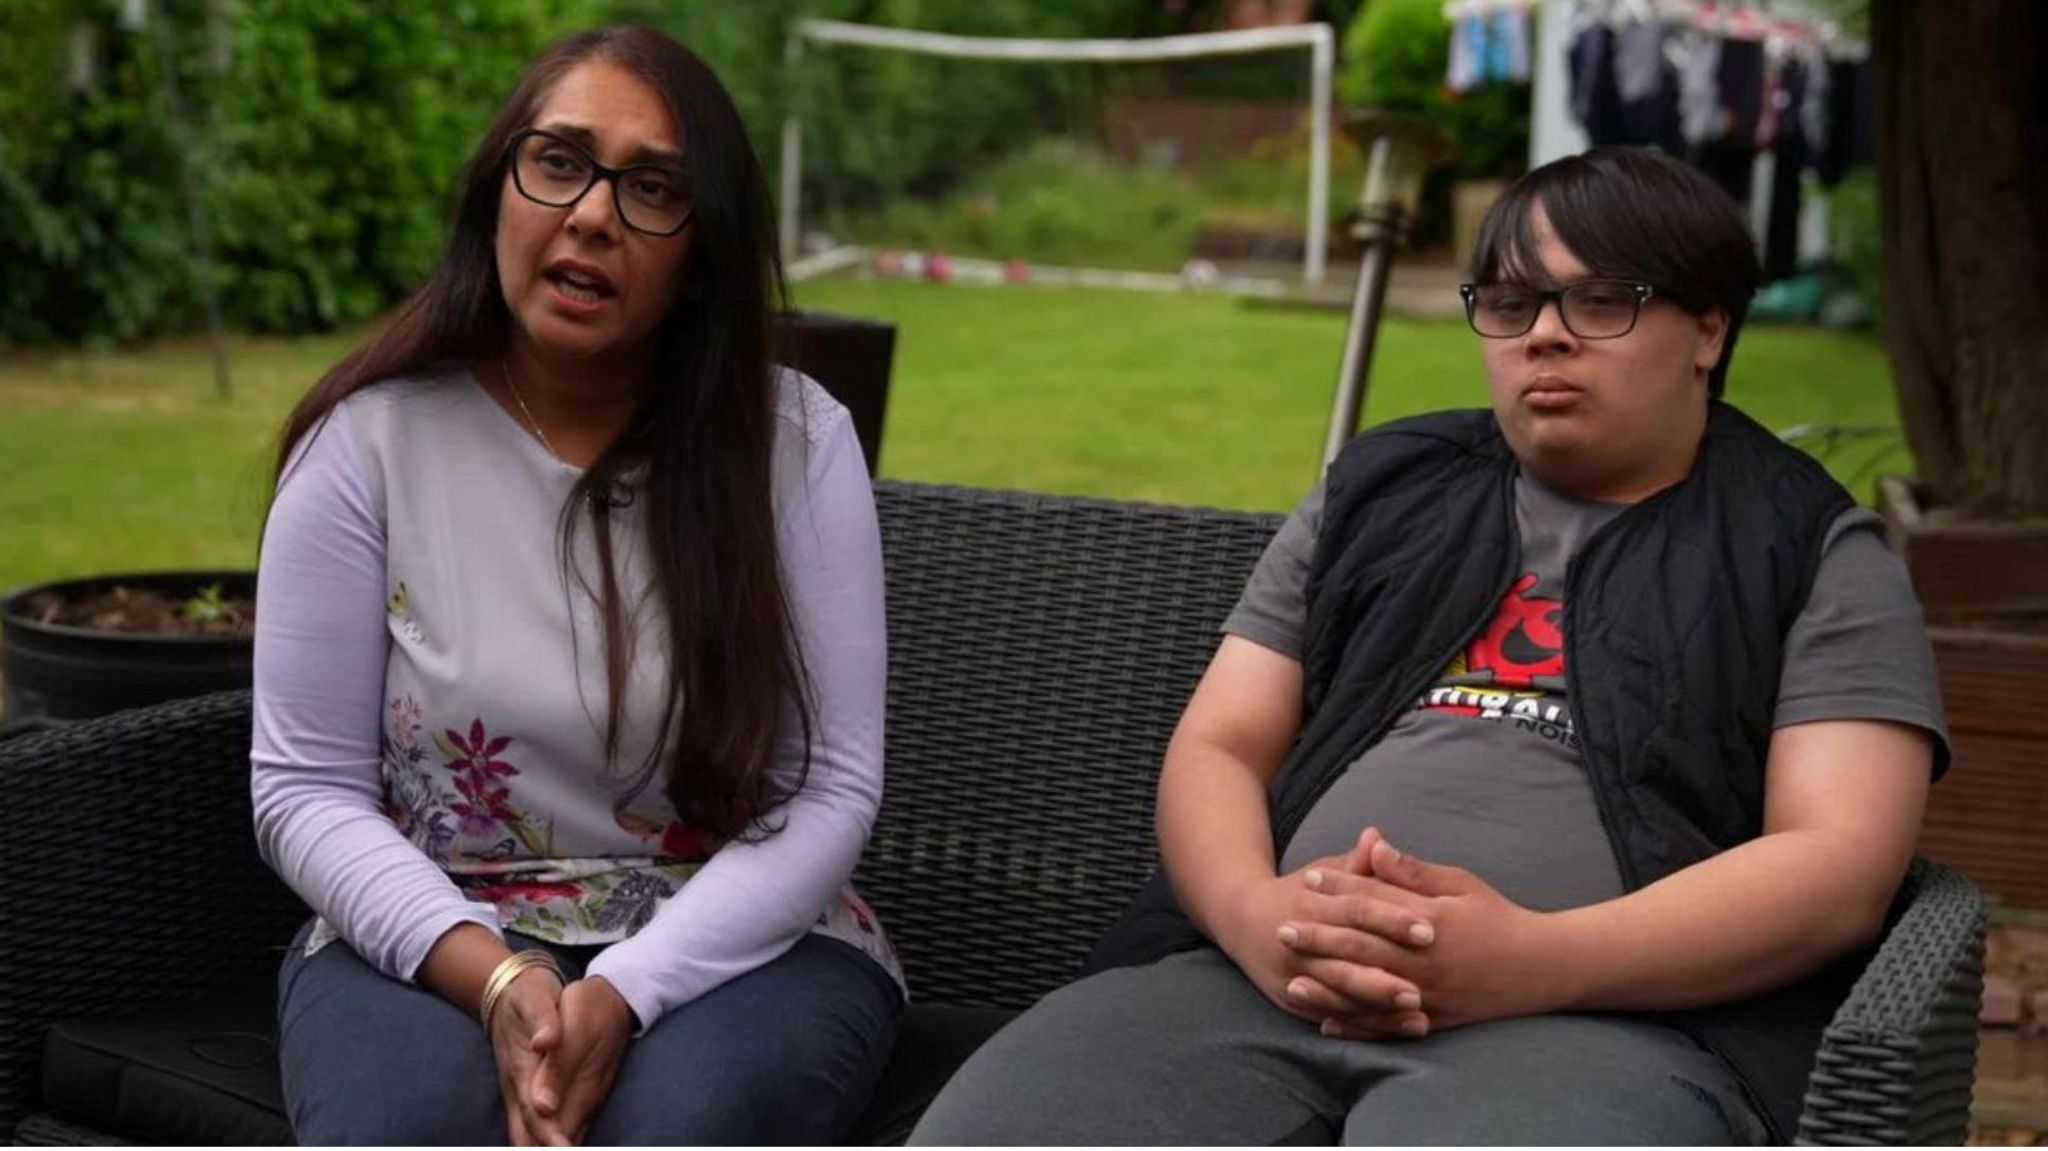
1087,402,1864,1141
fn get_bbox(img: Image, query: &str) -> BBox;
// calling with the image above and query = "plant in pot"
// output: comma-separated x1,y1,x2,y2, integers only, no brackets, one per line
0,572,257,735
1339,0,1529,262
1872,1,2048,909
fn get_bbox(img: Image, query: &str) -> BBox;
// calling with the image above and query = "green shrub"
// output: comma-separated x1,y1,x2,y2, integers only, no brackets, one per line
1825,168,1882,328
0,0,1172,345
793,1,1150,213
0,0,614,344
0,1,193,345
202,0,606,332
822,127,1366,270
1340,0,1528,179
827,137,1203,268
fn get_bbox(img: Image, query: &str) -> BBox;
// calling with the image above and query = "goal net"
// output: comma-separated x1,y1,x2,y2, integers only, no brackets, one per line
779,19,1340,295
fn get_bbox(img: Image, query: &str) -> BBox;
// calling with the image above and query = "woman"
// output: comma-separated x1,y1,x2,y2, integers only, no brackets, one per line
252,26,900,1145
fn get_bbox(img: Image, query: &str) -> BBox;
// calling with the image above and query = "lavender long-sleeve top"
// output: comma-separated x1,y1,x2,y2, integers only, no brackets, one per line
251,369,901,1031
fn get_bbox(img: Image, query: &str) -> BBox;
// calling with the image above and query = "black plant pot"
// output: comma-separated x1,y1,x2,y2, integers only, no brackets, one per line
776,310,897,476
1,570,256,728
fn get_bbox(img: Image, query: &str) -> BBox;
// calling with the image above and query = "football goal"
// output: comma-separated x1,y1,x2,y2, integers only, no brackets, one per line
779,18,1337,293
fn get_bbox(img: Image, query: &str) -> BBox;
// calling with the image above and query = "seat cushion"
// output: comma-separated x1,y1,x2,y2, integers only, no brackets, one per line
39,982,1012,1147
13,1111,134,1145
40,984,291,1146
848,1005,1017,1145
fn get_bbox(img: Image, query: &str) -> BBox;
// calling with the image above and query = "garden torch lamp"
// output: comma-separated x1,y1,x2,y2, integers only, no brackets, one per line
1322,110,1457,466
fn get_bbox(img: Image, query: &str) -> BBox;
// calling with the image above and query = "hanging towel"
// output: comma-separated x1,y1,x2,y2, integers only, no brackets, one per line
1608,15,1683,153
1674,29,1724,150
1497,4,1531,82
1799,40,1831,163
1716,35,1766,145
1614,17,1666,103
1448,12,1485,93
1763,55,1809,280
1569,21,1628,145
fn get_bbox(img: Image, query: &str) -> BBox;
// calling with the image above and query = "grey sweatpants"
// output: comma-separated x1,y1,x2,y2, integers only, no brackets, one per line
910,948,1771,1146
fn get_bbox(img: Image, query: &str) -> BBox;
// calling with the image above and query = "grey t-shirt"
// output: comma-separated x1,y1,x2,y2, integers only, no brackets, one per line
1227,470,1950,912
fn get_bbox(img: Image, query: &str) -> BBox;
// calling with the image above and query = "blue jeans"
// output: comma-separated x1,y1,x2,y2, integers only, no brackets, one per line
278,924,900,1145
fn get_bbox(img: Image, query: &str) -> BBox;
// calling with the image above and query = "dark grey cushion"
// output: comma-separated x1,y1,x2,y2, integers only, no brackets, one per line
40,986,290,1146
13,1111,132,1145
850,1005,1015,1145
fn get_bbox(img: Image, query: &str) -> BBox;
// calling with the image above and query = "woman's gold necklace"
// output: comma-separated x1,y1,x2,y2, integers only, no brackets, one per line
500,356,560,461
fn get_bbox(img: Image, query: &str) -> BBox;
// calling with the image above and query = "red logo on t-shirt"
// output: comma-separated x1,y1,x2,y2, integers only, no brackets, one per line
1413,574,1575,748
1467,573,1564,685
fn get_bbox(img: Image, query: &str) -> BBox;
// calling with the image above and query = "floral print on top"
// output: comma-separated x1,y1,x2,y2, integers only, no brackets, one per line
381,693,711,941
376,668,897,982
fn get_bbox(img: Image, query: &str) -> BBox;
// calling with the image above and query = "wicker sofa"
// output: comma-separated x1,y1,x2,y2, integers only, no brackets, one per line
0,480,1987,1145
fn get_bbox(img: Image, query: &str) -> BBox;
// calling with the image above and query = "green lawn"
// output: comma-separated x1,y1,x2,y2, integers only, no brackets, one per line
0,278,1908,590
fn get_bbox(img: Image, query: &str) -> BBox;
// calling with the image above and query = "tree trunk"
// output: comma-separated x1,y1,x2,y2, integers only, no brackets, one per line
1873,0,2048,516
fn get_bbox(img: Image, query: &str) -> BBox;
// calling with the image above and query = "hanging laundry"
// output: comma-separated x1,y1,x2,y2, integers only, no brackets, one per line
1799,39,1831,168
1612,17,1664,102
1448,11,1486,93
1613,16,1683,154
1673,28,1724,152
1568,17,1630,145
1763,53,1809,280
1715,34,1766,144
1813,58,1872,185
1691,32,1764,203
1482,4,1531,83
1489,5,1532,84
1448,3,1531,92
1753,73,1776,149
1844,61,1874,171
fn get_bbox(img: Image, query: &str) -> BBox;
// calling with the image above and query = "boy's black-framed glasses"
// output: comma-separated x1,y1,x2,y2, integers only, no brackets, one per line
1459,280,1659,340
505,129,694,237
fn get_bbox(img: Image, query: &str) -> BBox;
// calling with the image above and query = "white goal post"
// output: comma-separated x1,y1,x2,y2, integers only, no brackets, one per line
778,18,1337,286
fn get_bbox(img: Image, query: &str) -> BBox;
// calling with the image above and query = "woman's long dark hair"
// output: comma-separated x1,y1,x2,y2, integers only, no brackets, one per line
274,26,809,840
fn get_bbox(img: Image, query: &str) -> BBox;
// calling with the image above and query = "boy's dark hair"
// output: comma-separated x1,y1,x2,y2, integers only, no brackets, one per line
1470,146,1761,398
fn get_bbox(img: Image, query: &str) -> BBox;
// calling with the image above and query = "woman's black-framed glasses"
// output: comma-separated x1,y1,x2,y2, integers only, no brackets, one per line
506,128,694,237
1459,280,1659,340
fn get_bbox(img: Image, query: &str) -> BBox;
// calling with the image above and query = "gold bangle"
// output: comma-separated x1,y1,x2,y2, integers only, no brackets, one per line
477,956,524,1030
479,950,561,1031
478,949,563,1032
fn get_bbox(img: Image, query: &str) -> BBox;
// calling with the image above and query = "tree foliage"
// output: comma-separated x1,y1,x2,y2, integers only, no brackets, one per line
0,0,608,343
0,0,1296,345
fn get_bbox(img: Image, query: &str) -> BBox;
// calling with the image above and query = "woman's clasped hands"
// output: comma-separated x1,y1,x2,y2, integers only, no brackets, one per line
487,964,635,1146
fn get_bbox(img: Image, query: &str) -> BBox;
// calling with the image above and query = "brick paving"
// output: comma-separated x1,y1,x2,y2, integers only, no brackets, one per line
1972,915,2048,1143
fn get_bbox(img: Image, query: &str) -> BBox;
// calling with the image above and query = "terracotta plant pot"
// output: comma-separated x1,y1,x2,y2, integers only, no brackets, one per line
1452,179,1510,270
1880,476,2048,907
